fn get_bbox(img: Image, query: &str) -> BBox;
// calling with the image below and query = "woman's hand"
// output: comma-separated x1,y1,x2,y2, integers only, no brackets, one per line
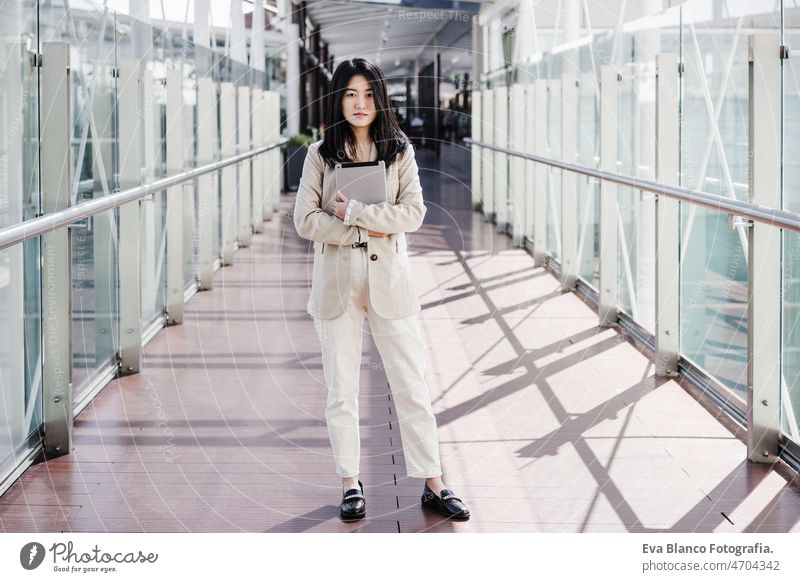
334,190,387,237
332,191,349,221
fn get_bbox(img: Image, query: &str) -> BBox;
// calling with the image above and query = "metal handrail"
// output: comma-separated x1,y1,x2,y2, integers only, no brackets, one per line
465,137,800,234
0,137,289,252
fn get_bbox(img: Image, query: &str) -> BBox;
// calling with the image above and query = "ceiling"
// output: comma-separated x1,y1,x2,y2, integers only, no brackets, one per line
302,0,487,81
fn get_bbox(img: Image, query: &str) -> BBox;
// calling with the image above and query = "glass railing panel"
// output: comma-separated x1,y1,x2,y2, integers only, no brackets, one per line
116,17,167,330
181,37,198,289
611,8,681,335
184,74,198,288
0,0,42,472
575,38,603,289
546,77,561,260
679,0,757,400
40,2,121,395
213,54,231,261
782,9,800,443
616,67,638,322
493,85,508,229
233,58,249,241
196,43,220,263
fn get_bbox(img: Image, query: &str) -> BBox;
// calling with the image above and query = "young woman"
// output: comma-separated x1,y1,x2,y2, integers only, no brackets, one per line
293,57,471,522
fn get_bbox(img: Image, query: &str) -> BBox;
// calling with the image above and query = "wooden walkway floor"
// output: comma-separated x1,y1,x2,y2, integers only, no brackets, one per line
3,143,800,532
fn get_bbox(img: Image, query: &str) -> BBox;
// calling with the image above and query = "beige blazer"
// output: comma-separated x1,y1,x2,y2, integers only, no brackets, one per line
293,139,427,320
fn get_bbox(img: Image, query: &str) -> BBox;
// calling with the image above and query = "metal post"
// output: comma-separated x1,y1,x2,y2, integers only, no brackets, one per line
599,65,619,326
271,91,281,213
525,83,535,243
482,88,494,219
165,69,184,323
140,68,159,325
251,87,265,234
197,76,215,288
287,23,301,136
533,79,548,266
40,42,73,458
747,32,781,462
434,52,441,158
238,86,252,247
655,54,680,377
470,90,482,210
220,82,236,264
118,59,143,373
263,91,275,221
637,9,660,332
261,91,274,220
494,86,508,230
561,72,578,290
509,83,525,246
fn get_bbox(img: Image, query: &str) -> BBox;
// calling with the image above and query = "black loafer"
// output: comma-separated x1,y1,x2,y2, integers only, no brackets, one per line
340,480,366,522
421,482,470,520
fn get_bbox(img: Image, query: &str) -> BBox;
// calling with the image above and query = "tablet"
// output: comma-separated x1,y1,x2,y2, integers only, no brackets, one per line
334,160,387,206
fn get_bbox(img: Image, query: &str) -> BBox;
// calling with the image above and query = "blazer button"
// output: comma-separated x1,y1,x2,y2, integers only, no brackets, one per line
370,254,378,261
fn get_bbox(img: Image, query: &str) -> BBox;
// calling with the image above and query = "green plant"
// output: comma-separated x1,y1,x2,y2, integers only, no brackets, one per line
287,133,314,147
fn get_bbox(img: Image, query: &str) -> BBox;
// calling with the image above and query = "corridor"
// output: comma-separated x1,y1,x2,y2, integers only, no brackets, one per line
2,144,799,533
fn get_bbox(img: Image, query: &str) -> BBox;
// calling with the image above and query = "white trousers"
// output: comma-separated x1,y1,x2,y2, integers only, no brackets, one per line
312,246,443,479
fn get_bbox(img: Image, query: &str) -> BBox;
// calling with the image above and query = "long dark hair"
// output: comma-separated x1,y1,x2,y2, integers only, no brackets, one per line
318,57,408,169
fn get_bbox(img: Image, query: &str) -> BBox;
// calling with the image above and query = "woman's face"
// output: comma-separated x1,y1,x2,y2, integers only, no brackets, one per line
341,74,377,131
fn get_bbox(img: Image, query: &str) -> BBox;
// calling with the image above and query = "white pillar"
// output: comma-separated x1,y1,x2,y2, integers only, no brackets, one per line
488,19,505,82
481,89,495,218
252,0,266,74
532,79,548,266
747,32,781,463
634,0,662,333
494,86,508,230
286,23,301,136
561,72,577,290
194,0,211,49
141,69,159,324
41,42,74,457
129,0,152,74
509,84,525,245
599,65,619,327
220,82,237,264
473,17,483,87
655,54,680,377
165,69,185,324
263,91,276,221
229,0,248,65
481,24,490,83
261,91,281,220
562,0,579,43
277,0,291,34
197,77,216,288
561,0,580,76
238,86,253,246
131,0,156,328
470,91,482,210
252,87,265,234
271,91,282,212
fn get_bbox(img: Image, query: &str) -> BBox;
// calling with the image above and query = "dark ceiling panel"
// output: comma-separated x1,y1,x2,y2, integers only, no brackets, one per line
303,0,476,78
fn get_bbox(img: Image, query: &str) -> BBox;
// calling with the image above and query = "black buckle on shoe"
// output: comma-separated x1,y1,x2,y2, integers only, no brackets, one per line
351,241,367,248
